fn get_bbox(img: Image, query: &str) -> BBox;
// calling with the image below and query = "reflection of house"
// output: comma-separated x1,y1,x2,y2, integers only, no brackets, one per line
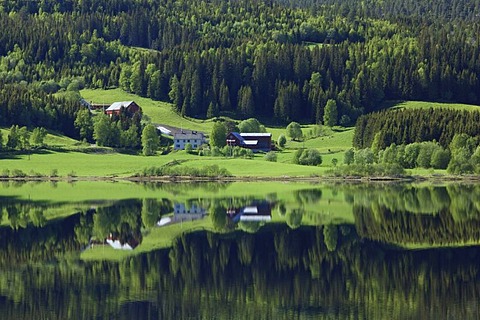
174,131,206,150
105,101,141,117
157,203,207,227
106,234,140,250
227,202,272,223
174,203,207,215
226,132,272,152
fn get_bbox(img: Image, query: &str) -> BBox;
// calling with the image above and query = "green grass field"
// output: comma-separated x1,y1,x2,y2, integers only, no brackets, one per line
387,100,480,111
7,88,474,180
1,88,356,178
81,88,216,132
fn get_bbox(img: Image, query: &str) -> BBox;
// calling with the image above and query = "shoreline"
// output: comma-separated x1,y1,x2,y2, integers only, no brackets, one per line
0,174,479,183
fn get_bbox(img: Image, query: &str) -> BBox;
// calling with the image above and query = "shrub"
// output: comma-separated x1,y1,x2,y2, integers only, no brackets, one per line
184,143,193,154
50,169,59,177
265,151,277,162
277,134,287,148
11,169,26,177
344,148,354,165
294,148,322,166
431,148,450,169
354,148,374,165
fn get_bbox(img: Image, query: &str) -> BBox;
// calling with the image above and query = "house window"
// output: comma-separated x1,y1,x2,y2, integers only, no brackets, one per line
176,144,180,148
193,145,197,148
187,140,190,142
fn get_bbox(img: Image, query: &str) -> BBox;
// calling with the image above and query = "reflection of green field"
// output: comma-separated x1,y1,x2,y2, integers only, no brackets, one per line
1,181,353,260
81,219,211,261
78,182,354,261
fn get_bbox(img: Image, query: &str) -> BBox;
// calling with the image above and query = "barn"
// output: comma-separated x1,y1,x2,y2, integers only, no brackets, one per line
105,101,141,117
226,132,272,152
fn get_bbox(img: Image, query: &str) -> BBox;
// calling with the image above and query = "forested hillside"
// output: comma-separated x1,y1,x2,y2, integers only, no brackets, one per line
0,0,479,131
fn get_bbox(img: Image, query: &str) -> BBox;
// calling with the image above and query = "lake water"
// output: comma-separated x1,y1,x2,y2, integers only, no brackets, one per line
1,181,480,319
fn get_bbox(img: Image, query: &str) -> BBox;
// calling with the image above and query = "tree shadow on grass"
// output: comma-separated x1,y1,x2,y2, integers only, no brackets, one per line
0,149,56,160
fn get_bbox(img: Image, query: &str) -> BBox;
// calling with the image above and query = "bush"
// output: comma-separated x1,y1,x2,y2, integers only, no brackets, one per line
344,148,354,165
50,169,59,177
354,148,374,165
184,143,193,154
277,134,287,148
294,148,322,166
431,148,450,169
11,169,26,177
265,151,277,162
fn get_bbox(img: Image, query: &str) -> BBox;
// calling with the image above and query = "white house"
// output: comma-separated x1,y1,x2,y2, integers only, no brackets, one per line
173,131,206,150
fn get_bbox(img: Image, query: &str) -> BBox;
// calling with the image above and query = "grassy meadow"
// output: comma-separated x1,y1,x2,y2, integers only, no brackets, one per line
5,89,479,180
0,88,357,179
387,100,480,111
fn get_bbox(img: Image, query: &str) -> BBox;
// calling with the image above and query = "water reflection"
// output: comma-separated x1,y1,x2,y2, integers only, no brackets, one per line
1,226,480,319
1,181,480,318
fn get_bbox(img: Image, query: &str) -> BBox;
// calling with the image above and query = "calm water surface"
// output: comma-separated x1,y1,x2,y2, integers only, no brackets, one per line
1,181,480,319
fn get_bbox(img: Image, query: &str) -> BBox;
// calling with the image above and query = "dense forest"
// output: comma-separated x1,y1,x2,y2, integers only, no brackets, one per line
0,0,479,131
353,108,480,149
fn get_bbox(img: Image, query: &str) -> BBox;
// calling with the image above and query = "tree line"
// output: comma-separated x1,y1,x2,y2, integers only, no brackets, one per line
353,108,480,149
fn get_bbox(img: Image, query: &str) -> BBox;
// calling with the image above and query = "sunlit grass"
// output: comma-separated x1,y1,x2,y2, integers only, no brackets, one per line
387,100,480,111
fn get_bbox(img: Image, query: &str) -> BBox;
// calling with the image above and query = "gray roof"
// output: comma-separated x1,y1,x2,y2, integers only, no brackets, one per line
106,101,135,111
174,131,205,140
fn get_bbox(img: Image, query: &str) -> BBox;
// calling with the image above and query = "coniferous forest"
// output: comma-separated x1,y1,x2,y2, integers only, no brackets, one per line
0,0,479,135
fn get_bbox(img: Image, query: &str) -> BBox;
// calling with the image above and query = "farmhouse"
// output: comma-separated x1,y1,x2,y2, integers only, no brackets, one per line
226,132,272,152
105,101,141,117
173,131,206,150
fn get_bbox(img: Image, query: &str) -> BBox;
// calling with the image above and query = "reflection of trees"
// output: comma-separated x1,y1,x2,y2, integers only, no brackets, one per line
345,183,480,221
294,189,322,205
140,181,231,195
0,212,84,266
354,205,480,245
286,209,303,229
3,226,480,319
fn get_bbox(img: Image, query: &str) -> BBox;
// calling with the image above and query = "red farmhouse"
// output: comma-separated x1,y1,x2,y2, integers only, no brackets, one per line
105,101,141,117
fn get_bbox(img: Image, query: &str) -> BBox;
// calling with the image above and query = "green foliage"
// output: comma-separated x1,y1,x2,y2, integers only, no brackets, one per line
344,148,354,165
140,164,231,178
210,121,227,148
93,114,116,147
141,124,160,156
286,122,303,141
354,148,374,165
74,108,93,142
286,209,303,229
184,143,193,154
30,127,47,147
323,99,338,127
323,224,338,251
238,118,266,133
277,134,287,148
264,151,277,162
293,148,322,166
431,148,450,169
354,109,480,149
